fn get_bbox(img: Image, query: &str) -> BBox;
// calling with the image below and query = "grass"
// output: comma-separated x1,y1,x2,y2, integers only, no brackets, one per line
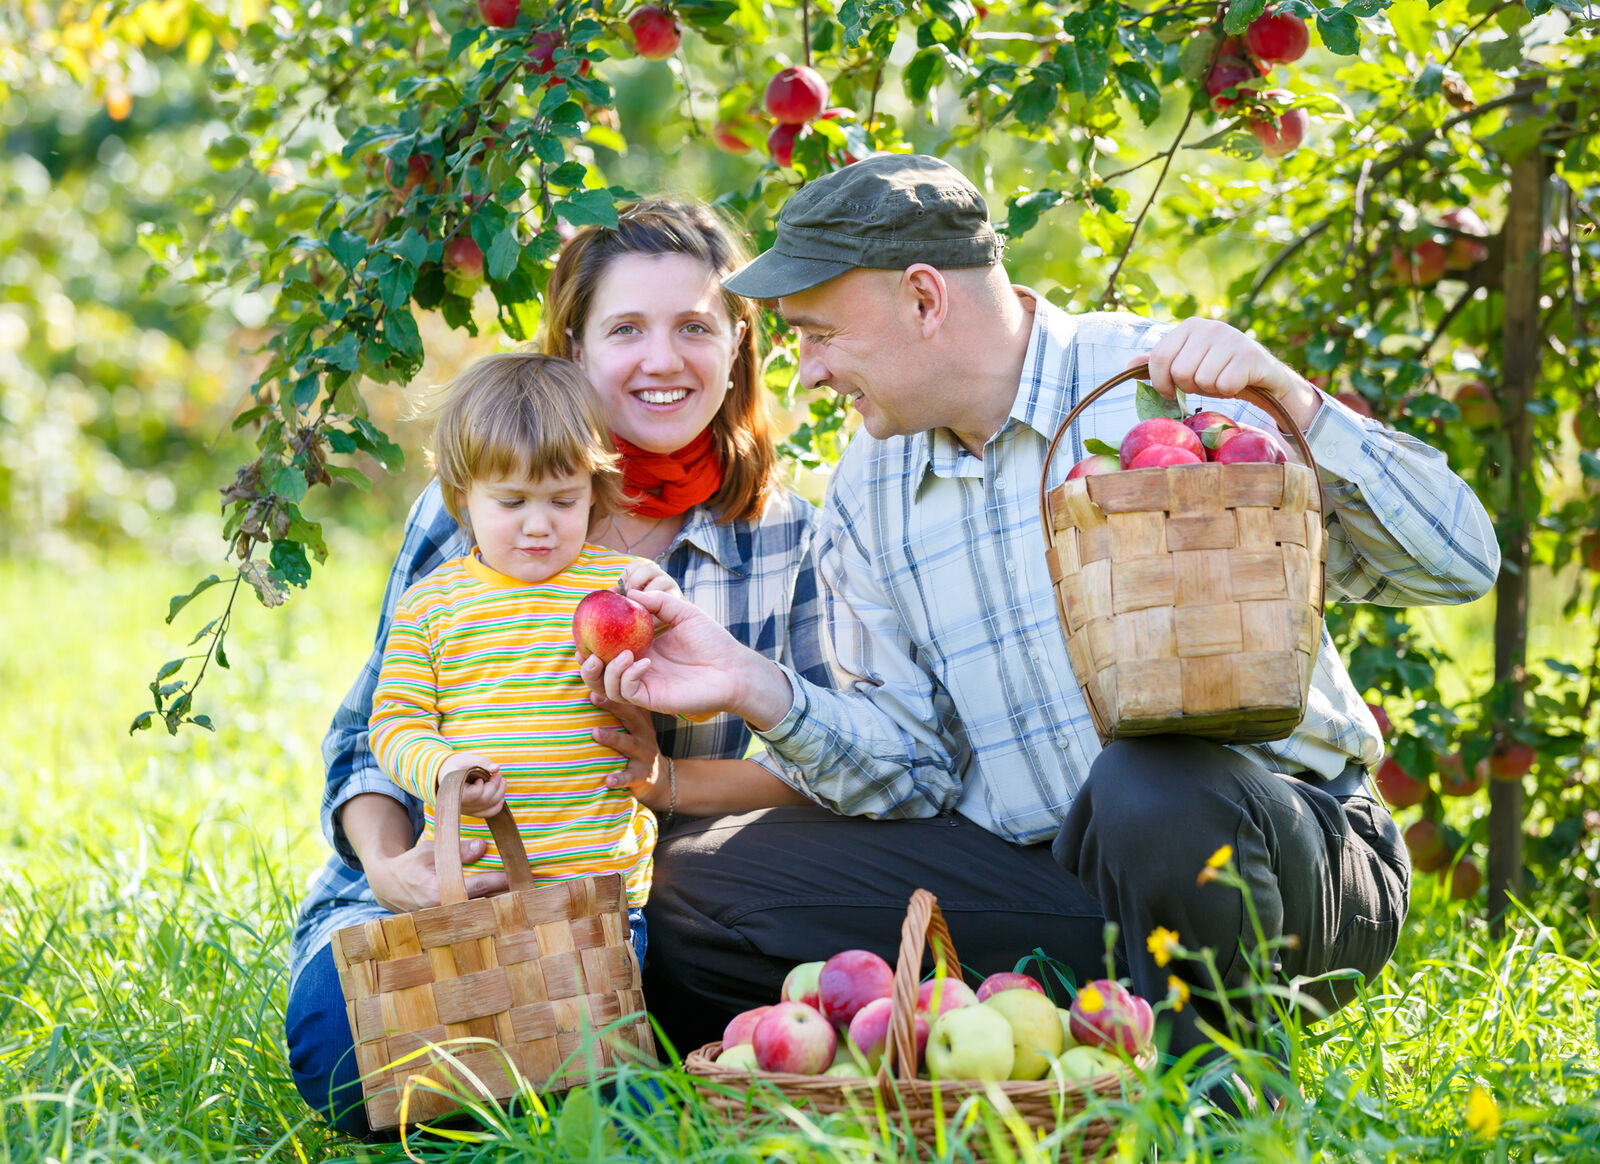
2,546,1598,1162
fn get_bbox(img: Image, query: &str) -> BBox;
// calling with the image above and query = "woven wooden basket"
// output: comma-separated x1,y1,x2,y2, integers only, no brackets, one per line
330,768,655,1130
1038,364,1327,745
685,890,1149,1160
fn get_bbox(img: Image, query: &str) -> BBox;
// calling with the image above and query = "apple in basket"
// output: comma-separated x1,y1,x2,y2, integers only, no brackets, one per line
572,581,653,662
1119,416,1204,469
925,1002,1015,1080
984,987,1064,1080
1065,452,1121,479
716,1042,759,1070
847,995,929,1072
975,970,1046,1002
752,1001,837,1074
1212,424,1288,465
1055,1044,1130,1081
1067,978,1155,1057
1185,410,1238,450
817,949,894,1028
781,960,826,1009
917,975,979,1018
722,1005,773,1049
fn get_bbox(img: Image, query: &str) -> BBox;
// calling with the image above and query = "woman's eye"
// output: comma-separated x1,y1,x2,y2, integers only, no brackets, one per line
683,321,710,334
611,323,639,336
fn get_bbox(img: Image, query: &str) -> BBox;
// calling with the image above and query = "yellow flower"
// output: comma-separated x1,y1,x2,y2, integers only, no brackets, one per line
1465,1086,1500,1139
1167,976,1190,1012
1147,926,1181,968
1076,982,1105,1015
1206,845,1234,869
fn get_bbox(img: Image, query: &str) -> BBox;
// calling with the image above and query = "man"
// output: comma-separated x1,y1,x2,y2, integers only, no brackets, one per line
585,155,1497,1067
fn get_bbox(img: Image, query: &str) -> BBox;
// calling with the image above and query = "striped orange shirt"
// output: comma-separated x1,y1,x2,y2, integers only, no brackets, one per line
370,545,655,907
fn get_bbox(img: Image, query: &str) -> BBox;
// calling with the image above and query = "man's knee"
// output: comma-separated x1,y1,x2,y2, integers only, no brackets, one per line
1072,736,1254,851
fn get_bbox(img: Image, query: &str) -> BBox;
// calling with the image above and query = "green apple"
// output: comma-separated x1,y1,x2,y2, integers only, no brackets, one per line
925,1003,1015,1081
1056,1006,1078,1050
823,1060,866,1077
983,989,1063,1081
717,1042,759,1071
1053,1045,1127,1082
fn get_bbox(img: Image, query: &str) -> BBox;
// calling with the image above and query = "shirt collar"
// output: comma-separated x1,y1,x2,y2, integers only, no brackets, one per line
915,287,1079,488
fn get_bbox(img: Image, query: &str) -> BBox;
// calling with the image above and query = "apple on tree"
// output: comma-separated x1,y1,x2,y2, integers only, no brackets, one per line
1442,857,1483,899
1336,391,1375,418
1374,755,1428,808
445,236,484,280
478,0,521,27
766,122,803,168
1453,381,1500,429
1436,751,1484,798
1440,206,1490,270
572,581,653,663
1390,239,1448,287
1403,817,1450,873
1205,52,1269,113
527,29,564,76
1247,95,1309,158
1243,7,1309,64
627,5,681,60
1487,739,1535,781
765,65,829,125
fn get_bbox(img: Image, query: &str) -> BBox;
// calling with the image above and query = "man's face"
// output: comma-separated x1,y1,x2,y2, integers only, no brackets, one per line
779,269,921,441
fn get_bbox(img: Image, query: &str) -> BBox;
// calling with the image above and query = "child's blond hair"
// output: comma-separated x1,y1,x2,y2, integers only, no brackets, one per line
429,352,624,527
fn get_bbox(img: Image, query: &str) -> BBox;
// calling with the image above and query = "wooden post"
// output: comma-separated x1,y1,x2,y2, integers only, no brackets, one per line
1488,91,1544,934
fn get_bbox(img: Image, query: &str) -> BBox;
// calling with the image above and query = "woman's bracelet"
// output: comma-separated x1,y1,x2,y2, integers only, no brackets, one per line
661,756,677,832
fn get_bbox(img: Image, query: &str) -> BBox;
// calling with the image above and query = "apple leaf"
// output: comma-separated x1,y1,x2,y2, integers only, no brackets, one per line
1135,381,1187,421
1315,9,1361,55
1223,0,1267,37
1200,423,1238,450
166,575,224,624
1084,438,1120,456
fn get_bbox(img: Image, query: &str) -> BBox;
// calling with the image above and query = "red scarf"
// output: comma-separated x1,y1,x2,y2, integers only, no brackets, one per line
612,429,725,517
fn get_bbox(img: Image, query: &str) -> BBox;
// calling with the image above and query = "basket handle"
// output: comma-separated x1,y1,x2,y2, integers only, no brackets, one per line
879,889,958,1084
435,765,537,906
1035,362,1322,556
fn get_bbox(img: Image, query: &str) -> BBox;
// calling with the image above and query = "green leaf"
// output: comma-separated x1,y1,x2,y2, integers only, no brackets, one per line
270,540,312,588
385,309,424,366
1114,61,1163,126
352,417,405,470
328,229,368,271
271,464,309,504
556,188,619,227
547,160,588,188
167,575,224,624
839,0,906,45
1001,188,1065,240
1224,0,1269,35
1084,438,1120,456
488,226,521,283
323,332,360,371
905,47,946,103
1008,74,1062,128
393,228,429,269
129,710,156,734
1478,30,1524,70
1057,18,1109,96
156,658,185,682
1135,381,1187,421
376,262,417,310
1315,9,1362,55
327,465,373,491
189,714,216,731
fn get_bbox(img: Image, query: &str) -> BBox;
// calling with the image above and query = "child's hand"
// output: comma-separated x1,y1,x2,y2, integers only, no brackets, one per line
439,752,506,819
623,560,683,600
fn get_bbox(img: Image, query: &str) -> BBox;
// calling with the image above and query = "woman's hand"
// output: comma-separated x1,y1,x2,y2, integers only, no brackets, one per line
363,836,509,914
592,695,670,811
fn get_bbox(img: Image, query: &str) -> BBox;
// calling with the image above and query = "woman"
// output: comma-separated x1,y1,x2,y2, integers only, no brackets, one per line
283,199,828,1136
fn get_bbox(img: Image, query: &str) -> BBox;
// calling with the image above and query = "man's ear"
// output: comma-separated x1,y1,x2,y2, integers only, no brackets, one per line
900,264,949,338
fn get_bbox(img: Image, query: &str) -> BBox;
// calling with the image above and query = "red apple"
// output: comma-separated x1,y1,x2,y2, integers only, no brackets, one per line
766,121,802,167
752,1001,837,1074
1454,381,1499,429
386,154,434,197
1119,416,1204,469
722,1005,773,1049
1390,239,1448,287
1487,740,1535,781
975,971,1046,1002
478,0,521,27
764,65,829,125
445,236,484,279
1436,751,1484,798
1403,818,1449,873
916,976,980,1018
572,583,653,662
817,949,894,1029
1067,978,1153,1057
1336,391,1374,418
1374,756,1428,808
1366,702,1391,738
627,5,681,59
1581,531,1600,572
1129,444,1204,469
1443,857,1482,899
1244,7,1309,64
528,29,563,75
1212,427,1287,465
712,120,753,154
1206,54,1268,113
1065,453,1121,480
1440,207,1489,270
1185,410,1238,450
780,960,825,1009
1248,101,1308,158
846,995,926,1072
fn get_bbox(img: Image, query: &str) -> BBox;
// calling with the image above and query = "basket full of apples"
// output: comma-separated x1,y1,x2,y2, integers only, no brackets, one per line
683,890,1154,1156
1037,363,1327,745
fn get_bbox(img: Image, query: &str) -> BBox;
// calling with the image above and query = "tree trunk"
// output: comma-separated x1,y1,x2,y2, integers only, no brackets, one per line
1488,106,1544,934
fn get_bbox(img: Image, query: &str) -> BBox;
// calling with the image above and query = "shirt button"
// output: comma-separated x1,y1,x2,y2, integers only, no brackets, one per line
1056,733,1073,749
1006,559,1017,572
996,478,1008,490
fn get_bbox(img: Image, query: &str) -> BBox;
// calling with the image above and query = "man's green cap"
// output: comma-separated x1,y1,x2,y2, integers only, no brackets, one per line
722,154,1003,300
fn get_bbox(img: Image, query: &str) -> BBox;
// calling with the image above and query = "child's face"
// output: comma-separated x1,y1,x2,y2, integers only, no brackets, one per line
463,469,593,584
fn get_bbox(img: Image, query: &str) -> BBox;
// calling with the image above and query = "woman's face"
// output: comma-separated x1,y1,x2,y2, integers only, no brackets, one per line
572,252,745,455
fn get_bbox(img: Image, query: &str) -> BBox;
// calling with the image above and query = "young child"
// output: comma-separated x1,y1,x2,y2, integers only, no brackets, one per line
369,352,675,965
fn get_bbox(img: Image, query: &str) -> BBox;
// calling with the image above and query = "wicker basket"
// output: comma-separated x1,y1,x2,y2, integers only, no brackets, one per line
330,768,655,1130
1037,364,1327,745
685,890,1149,1160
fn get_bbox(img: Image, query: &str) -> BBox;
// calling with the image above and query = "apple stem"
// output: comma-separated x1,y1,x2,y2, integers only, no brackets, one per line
615,577,629,598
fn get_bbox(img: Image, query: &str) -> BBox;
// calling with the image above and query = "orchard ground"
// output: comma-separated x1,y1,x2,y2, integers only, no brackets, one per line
2,544,1597,1162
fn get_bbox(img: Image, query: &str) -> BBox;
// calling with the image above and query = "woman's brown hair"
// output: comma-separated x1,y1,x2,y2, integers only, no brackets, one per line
541,199,777,524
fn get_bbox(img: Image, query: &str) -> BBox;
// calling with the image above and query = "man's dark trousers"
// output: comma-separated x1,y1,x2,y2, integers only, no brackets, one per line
641,736,1409,1059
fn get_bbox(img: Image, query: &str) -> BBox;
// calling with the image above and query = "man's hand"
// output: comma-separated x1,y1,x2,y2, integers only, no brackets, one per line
439,751,505,818
364,837,509,915
1133,318,1322,432
577,587,795,730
